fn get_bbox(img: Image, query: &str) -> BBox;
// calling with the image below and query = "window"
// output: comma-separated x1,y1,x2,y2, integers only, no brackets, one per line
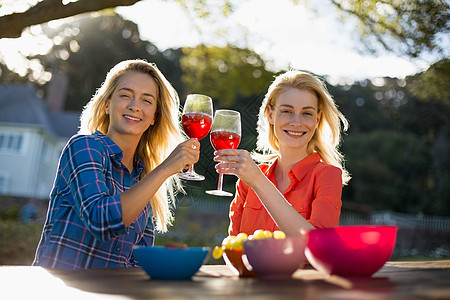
0,132,24,154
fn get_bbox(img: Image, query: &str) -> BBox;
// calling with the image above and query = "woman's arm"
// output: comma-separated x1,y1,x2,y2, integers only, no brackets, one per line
308,166,342,228
215,149,314,236
62,136,200,240
120,138,200,227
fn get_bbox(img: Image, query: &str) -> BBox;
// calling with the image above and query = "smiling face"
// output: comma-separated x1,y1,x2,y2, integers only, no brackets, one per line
268,88,320,157
105,70,158,143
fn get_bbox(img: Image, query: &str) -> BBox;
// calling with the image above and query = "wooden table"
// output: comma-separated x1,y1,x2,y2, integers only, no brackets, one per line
2,260,450,299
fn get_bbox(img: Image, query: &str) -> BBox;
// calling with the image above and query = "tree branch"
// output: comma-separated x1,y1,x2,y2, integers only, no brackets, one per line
0,0,141,38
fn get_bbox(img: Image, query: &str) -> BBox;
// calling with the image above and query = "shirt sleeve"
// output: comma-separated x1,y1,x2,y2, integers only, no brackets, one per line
58,135,126,241
228,178,248,236
308,165,342,228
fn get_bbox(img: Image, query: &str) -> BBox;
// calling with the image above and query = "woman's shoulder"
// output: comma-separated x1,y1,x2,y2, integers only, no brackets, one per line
64,132,107,154
313,159,342,179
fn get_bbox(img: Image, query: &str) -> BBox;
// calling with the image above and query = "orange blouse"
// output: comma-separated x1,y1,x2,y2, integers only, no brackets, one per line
228,153,342,236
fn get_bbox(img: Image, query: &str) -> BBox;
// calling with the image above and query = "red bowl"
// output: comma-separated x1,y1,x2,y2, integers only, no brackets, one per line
304,225,398,277
223,249,256,277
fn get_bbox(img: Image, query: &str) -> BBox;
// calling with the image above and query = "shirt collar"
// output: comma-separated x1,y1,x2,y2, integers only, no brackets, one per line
290,152,323,181
93,131,145,175
265,152,323,182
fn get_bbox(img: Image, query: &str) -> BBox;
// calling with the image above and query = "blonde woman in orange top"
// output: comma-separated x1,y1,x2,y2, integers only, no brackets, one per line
214,70,350,236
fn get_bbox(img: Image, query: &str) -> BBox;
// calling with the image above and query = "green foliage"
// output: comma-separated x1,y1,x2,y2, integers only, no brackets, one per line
426,125,450,215
33,13,181,111
180,44,275,107
0,221,42,265
342,130,431,213
330,0,450,58
0,205,20,221
409,59,450,103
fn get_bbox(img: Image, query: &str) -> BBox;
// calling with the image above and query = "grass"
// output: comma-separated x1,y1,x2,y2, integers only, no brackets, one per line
0,221,42,265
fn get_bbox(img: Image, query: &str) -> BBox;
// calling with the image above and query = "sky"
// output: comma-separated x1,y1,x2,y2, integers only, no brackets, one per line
0,0,435,83
116,0,432,82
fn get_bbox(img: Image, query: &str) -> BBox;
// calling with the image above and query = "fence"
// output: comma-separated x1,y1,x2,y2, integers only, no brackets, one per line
175,194,450,231
341,210,450,230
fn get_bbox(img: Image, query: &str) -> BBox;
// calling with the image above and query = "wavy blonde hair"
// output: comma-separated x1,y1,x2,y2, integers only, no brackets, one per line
79,59,184,232
255,70,351,185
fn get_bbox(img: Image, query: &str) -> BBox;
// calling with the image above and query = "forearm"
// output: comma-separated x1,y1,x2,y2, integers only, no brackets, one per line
120,164,172,227
251,177,315,236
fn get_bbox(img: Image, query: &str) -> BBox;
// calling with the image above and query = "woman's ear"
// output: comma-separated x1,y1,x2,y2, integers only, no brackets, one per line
105,100,110,115
267,106,275,125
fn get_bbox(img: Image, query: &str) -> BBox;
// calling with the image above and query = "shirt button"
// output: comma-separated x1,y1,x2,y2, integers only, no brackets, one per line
116,247,120,251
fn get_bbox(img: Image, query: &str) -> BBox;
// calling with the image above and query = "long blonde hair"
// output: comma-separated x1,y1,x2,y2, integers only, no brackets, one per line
255,70,351,185
79,59,184,232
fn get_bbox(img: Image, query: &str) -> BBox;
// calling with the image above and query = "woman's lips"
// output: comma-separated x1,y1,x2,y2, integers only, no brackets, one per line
124,115,141,122
284,130,306,136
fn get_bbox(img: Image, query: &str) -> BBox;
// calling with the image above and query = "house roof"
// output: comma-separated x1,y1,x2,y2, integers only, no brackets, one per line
0,84,80,138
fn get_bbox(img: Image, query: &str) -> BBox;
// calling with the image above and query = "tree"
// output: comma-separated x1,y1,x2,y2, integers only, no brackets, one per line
408,59,450,103
0,0,140,38
30,13,182,111
180,44,275,106
330,0,449,58
341,130,430,213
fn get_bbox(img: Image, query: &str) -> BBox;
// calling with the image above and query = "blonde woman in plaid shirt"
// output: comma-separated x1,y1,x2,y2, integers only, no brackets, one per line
33,59,199,269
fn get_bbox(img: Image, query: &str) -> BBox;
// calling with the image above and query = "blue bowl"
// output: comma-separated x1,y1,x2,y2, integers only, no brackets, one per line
133,246,210,280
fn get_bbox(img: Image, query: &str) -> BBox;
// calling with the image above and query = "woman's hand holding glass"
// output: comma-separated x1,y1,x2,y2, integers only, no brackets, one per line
179,94,213,181
206,110,241,197
211,148,264,188
161,139,201,176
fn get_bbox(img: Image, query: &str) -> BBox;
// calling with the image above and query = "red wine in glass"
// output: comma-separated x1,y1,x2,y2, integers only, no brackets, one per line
182,113,212,140
178,94,213,181
206,110,241,197
210,131,241,150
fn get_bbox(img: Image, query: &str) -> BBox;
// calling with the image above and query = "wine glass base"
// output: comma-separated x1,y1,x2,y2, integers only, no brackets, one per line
205,190,234,197
178,172,205,181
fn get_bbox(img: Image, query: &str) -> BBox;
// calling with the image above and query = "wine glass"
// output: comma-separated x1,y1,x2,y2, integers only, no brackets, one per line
206,110,241,196
179,94,213,181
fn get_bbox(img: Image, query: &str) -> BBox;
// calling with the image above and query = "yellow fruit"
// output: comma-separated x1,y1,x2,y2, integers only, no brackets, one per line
262,230,273,238
212,245,224,259
252,229,267,240
232,233,247,249
221,236,234,249
230,238,241,250
236,232,248,241
224,235,245,250
273,230,286,239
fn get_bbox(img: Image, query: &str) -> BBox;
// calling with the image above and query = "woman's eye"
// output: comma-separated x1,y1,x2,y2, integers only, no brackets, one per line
143,99,153,104
281,110,292,114
120,94,131,99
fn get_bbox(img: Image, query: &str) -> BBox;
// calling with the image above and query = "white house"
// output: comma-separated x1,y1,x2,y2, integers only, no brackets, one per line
0,83,80,200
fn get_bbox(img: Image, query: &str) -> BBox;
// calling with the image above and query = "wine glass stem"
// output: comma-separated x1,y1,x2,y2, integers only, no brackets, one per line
188,164,196,175
217,173,224,191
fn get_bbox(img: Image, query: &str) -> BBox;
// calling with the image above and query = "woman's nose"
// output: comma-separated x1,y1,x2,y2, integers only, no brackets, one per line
127,97,140,111
289,113,302,125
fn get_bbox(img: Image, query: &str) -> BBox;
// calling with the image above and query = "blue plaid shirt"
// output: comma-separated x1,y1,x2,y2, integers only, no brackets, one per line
33,131,154,269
